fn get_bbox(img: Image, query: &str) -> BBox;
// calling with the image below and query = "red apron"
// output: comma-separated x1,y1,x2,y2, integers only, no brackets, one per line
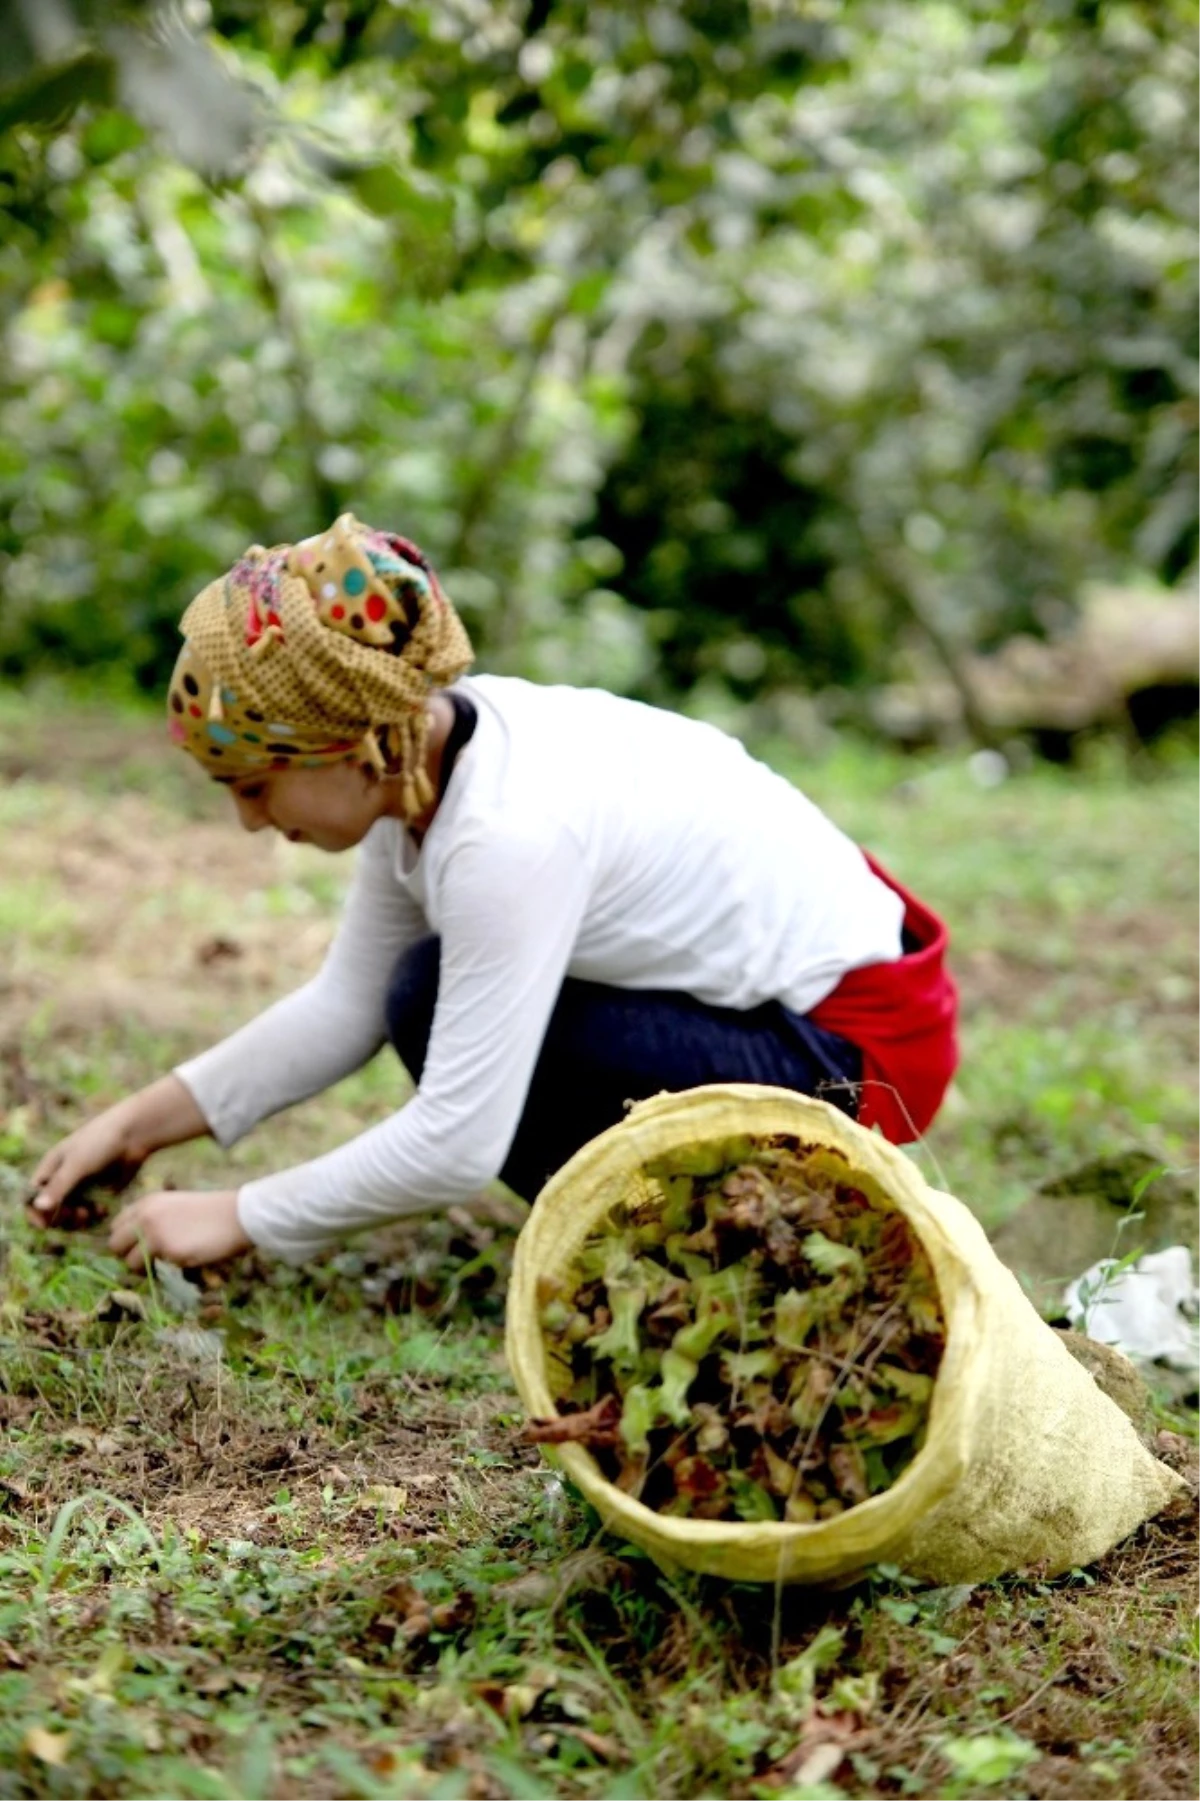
809,853,959,1143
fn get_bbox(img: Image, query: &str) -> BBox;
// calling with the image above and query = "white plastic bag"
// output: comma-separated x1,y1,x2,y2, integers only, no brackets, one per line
1065,1245,1199,1370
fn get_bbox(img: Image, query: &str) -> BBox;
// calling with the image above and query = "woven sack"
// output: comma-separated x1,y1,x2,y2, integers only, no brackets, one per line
506,1084,1184,1586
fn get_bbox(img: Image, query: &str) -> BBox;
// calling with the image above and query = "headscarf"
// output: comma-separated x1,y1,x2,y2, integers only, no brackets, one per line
167,513,473,819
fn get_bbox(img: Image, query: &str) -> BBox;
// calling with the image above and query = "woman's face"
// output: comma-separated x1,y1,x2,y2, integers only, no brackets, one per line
226,759,383,852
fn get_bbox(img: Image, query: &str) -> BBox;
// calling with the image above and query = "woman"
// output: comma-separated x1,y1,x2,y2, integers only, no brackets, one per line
29,514,958,1272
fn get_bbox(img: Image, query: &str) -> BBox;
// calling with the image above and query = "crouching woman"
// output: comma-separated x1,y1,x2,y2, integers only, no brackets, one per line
30,515,958,1272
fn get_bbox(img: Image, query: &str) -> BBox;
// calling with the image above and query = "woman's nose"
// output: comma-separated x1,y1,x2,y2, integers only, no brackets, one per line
233,794,270,833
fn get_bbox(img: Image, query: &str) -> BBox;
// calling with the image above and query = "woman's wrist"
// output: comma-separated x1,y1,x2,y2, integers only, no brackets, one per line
116,1075,211,1162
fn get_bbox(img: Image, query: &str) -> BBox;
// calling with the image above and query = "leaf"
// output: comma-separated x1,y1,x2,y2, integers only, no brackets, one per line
348,162,456,236
803,1231,865,1281
0,52,114,136
673,1456,727,1514
721,1347,781,1383
829,1442,869,1504
775,1286,821,1349
776,1625,846,1710
350,162,421,219
95,1288,146,1324
152,1259,202,1316
876,1365,934,1403
618,1383,661,1455
524,1394,622,1447
70,1641,124,1699
1130,1162,1169,1205
553,1140,943,1521
585,1284,647,1366
354,1484,408,1515
728,1472,778,1521
23,1726,71,1766
659,1347,699,1425
939,1731,1040,1786
826,1670,879,1718
645,1136,756,1180
761,1440,800,1497
568,269,610,316
847,1399,923,1447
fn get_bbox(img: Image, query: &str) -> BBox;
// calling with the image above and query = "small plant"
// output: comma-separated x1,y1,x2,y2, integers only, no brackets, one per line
938,1729,1040,1793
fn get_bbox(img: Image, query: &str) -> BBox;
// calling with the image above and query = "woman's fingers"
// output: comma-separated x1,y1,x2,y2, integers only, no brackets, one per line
29,1143,142,1228
29,1148,70,1211
28,1153,81,1219
106,1191,248,1271
31,1144,64,1188
109,1197,168,1273
108,1199,147,1259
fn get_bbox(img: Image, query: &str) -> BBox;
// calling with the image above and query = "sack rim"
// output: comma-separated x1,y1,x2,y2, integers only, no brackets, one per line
505,1084,981,1582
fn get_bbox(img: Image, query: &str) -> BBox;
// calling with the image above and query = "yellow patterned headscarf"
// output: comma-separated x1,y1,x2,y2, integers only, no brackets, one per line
168,514,473,819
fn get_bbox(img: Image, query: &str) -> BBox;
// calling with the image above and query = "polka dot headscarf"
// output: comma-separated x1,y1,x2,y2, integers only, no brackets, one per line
167,514,473,819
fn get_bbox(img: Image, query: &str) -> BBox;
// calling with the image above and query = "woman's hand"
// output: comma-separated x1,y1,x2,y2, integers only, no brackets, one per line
28,1077,211,1230
108,1190,251,1272
29,1105,148,1226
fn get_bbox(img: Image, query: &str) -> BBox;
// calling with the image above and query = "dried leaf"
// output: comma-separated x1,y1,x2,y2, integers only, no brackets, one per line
561,1725,625,1763
94,1288,146,1324
23,1727,70,1766
354,1484,408,1515
523,1393,622,1447
430,1592,476,1633
829,1443,869,1505
673,1454,724,1499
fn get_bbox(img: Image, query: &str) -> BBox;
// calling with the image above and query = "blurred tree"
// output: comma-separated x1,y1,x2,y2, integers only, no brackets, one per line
0,0,1194,723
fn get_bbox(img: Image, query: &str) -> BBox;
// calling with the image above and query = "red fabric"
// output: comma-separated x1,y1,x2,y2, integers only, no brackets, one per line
809,852,959,1143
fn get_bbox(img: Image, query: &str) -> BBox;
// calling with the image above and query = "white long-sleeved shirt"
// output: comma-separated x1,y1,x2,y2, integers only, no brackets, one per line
175,675,903,1262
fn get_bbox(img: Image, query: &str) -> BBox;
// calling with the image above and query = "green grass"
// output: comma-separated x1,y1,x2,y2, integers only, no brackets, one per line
0,697,1196,1799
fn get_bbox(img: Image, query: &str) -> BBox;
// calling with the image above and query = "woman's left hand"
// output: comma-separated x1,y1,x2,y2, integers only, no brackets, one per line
108,1189,251,1271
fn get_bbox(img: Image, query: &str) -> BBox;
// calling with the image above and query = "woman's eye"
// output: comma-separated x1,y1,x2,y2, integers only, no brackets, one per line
237,784,265,801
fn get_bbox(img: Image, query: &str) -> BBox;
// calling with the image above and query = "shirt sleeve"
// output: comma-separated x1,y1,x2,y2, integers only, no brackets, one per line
235,813,591,1264
173,825,426,1147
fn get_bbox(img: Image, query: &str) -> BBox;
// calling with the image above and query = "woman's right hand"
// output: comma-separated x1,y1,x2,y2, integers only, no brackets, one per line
27,1076,210,1231
28,1104,148,1227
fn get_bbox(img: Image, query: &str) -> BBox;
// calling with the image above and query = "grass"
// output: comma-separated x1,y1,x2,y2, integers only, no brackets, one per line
0,691,1196,1800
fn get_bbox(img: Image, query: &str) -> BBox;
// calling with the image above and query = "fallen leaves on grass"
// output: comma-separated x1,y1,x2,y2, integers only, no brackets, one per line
371,1580,477,1645
759,1711,863,1790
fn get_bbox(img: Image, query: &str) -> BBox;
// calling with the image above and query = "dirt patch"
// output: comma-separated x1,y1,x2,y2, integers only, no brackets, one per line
992,1152,1200,1321
0,782,342,1057
956,905,1199,1027
3,1328,533,1558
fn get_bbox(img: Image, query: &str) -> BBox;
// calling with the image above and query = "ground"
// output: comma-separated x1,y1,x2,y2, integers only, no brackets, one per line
0,689,1196,1801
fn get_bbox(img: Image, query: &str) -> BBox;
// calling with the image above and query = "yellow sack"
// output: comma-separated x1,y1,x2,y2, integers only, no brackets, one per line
505,1084,1184,1586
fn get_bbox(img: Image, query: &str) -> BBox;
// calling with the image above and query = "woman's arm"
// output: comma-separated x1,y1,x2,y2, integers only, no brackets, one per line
30,825,423,1253
235,816,592,1262
173,825,426,1145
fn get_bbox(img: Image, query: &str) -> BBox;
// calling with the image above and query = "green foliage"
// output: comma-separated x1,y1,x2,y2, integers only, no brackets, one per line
0,0,1195,703
938,1729,1040,1792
